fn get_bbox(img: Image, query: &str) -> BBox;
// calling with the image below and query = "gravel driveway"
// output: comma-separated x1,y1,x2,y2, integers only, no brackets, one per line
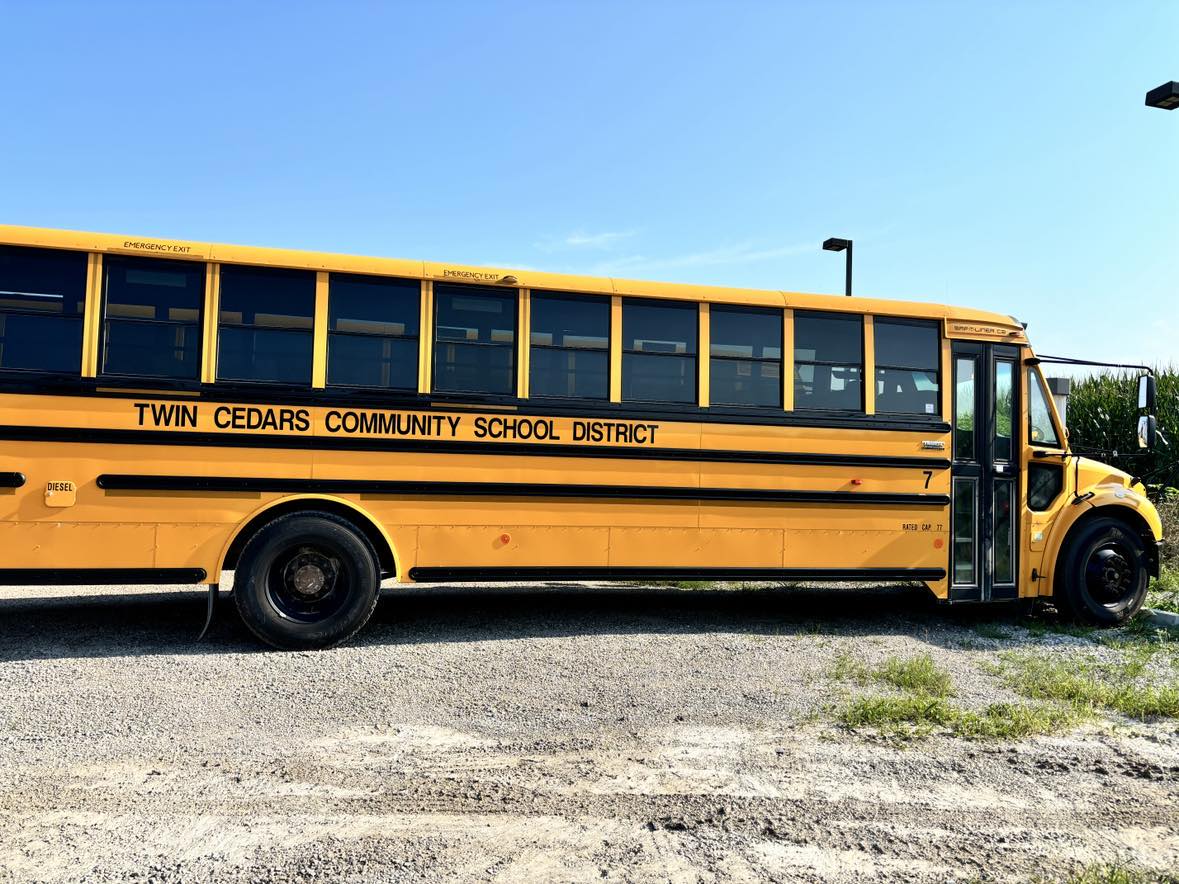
1,582,1176,883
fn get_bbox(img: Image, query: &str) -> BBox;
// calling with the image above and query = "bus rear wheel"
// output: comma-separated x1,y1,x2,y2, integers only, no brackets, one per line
233,512,381,650
1055,516,1148,627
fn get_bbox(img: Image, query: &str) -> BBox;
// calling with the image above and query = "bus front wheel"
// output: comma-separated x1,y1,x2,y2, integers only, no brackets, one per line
233,512,381,650
1054,516,1149,626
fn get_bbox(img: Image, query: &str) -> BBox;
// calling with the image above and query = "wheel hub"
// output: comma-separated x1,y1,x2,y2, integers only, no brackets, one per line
1085,545,1134,604
281,550,338,602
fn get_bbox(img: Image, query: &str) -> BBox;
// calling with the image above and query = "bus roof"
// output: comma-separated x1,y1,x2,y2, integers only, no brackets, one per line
0,224,1027,341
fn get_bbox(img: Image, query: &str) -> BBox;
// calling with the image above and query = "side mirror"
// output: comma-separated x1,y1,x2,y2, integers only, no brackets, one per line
1137,415,1157,450
1138,374,1156,411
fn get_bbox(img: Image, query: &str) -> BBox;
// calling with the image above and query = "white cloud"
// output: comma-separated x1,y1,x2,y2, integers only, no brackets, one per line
535,229,636,251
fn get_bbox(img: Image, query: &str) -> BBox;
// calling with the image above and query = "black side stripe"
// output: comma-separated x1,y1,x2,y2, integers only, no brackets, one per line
409,566,948,582
0,374,953,433
0,425,950,470
97,474,950,506
0,567,206,585
0,471,25,488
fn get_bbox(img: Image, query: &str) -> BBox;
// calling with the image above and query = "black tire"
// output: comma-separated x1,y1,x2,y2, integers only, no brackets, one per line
233,512,381,650
1054,516,1149,626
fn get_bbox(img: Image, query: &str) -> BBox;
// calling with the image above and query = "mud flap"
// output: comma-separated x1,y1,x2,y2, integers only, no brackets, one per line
197,583,219,641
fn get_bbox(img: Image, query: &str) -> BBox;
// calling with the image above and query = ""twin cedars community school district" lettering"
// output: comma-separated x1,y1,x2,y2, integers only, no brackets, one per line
132,403,659,445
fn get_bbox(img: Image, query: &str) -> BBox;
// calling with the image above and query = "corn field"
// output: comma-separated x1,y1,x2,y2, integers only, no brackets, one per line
1064,368,1179,491
1064,368,1178,572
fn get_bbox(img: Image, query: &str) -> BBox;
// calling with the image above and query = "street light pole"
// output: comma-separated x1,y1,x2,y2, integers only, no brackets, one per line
822,237,853,296
1145,81,1179,110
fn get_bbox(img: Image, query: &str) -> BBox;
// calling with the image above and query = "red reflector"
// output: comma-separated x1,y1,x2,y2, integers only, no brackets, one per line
851,479,863,486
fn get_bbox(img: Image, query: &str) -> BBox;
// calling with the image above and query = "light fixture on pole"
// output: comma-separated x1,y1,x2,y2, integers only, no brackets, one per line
822,237,853,296
1145,81,1179,110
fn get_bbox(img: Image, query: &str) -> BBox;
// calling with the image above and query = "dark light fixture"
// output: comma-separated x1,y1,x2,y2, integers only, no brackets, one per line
822,237,853,296
1145,81,1179,110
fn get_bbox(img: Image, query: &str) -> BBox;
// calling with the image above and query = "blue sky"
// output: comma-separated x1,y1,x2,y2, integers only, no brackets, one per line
3,1,1176,368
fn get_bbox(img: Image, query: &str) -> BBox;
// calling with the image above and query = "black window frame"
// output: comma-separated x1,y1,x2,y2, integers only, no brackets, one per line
0,244,88,378
216,264,316,387
708,304,783,409
98,254,205,384
528,290,611,401
872,316,942,418
621,297,699,405
326,272,421,391
792,310,864,413
432,283,518,398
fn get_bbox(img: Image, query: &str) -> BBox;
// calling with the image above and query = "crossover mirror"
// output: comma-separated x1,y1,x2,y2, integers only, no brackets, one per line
1137,415,1157,450
1138,374,1156,411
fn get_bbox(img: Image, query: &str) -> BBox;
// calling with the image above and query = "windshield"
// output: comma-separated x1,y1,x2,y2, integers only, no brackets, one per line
1028,368,1061,447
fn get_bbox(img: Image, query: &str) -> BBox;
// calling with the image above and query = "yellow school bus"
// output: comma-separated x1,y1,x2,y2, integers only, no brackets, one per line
0,225,1163,648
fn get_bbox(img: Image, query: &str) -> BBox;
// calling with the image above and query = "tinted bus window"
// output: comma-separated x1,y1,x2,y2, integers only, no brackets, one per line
874,318,939,415
530,292,609,399
794,312,862,411
433,284,516,395
622,299,697,403
328,274,419,389
710,306,781,407
0,245,87,374
217,265,315,385
101,256,204,380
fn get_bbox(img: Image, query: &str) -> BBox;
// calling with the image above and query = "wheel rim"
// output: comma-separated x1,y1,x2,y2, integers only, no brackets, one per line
266,543,350,623
1083,542,1137,607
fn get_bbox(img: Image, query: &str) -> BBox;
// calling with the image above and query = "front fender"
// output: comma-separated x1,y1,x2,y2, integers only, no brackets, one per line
1041,484,1163,586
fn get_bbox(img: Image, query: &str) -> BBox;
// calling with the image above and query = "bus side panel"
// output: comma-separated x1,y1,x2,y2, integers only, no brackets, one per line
606,526,784,568
415,525,610,569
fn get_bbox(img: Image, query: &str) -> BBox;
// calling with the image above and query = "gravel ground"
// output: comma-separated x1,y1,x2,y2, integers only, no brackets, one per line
0,581,1177,883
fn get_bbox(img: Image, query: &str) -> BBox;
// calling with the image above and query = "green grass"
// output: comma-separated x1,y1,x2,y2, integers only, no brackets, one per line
876,654,954,696
996,651,1179,719
951,702,1082,738
837,694,1080,740
1147,564,1179,615
831,652,953,696
972,622,1011,640
1036,864,1179,883
831,652,1082,739
837,694,957,737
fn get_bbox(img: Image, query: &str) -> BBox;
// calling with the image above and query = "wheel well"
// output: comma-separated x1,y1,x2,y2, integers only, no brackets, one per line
1055,505,1159,584
222,500,397,577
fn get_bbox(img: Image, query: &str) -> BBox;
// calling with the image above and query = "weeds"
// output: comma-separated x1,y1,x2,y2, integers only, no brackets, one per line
831,652,953,696
837,694,957,737
951,702,1082,739
1037,863,1179,883
876,654,954,696
831,652,1081,739
1147,564,1179,614
972,622,1011,640
996,651,1179,719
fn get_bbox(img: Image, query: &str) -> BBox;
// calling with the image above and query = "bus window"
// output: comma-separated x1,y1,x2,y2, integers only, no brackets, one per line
709,306,782,408
994,359,1014,461
0,245,87,375
327,273,419,390
793,312,862,411
1028,370,1060,446
954,356,976,460
101,256,204,380
622,299,697,404
433,284,516,395
217,265,315,385
530,292,609,399
874,318,939,415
